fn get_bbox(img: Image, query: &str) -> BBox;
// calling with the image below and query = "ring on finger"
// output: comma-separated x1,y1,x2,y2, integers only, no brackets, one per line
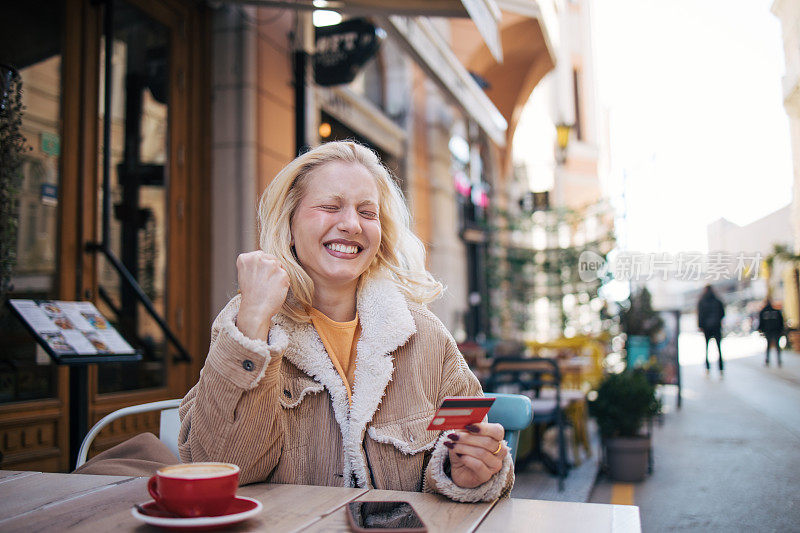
492,441,502,455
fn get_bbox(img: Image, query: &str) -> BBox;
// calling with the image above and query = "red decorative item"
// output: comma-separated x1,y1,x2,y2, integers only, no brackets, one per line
454,171,471,197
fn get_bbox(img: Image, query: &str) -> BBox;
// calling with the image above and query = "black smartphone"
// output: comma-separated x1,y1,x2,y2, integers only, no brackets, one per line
345,501,427,532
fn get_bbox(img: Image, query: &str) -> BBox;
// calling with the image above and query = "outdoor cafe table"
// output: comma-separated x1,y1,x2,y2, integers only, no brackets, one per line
0,470,641,532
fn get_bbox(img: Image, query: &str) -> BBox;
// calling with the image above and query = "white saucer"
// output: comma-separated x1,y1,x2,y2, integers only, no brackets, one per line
131,495,262,530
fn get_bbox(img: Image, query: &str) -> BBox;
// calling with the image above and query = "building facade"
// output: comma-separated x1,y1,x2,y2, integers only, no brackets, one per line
493,0,613,341
0,0,557,471
769,0,800,328
1,0,211,472
773,0,800,254
707,204,795,325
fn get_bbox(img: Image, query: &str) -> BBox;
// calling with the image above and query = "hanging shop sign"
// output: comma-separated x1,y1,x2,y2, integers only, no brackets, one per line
314,19,383,87
40,131,60,156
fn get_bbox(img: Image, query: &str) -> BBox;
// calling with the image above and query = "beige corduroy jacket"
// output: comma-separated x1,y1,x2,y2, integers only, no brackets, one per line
178,275,514,502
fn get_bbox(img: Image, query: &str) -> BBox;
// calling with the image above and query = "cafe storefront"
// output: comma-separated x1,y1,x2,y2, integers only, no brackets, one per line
0,0,554,472
0,0,211,471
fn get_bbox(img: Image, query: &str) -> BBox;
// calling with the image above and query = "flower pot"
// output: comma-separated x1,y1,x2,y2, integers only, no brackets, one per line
605,436,650,482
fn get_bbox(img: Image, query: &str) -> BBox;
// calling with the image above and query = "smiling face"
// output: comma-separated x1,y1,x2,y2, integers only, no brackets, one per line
290,161,382,297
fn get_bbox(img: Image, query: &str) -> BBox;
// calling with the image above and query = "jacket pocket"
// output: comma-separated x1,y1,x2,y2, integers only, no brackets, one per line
278,373,323,409
278,374,322,453
367,414,439,455
366,415,439,491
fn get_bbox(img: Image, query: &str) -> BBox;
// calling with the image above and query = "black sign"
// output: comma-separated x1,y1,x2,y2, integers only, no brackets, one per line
520,190,549,212
315,19,383,87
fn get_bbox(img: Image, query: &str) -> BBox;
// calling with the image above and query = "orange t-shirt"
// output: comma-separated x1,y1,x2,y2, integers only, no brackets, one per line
309,308,360,405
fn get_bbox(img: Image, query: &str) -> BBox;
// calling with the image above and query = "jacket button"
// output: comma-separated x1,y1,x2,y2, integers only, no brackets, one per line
242,359,255,371
283,389,291,398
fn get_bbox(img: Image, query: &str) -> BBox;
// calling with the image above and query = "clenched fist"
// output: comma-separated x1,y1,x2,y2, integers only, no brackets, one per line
235,251,290,340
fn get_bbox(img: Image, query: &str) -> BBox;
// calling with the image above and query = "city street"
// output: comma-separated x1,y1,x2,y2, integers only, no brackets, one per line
590,332,800,531
0,6,797,529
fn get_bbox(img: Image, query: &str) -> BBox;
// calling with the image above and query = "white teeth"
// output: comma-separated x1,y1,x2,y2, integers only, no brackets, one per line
326,243,359,254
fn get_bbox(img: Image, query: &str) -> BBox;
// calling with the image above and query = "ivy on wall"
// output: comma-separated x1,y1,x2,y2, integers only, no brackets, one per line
486,203,616,339
0,66,30,302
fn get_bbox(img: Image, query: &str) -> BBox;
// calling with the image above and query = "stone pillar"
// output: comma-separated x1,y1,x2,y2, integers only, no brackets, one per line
210,6,258,317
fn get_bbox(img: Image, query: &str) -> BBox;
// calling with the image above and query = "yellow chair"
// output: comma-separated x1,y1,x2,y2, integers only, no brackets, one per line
523,336,608,465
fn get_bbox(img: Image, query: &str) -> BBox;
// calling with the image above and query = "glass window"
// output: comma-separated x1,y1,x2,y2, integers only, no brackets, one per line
95,0,170,394
0,2,64,403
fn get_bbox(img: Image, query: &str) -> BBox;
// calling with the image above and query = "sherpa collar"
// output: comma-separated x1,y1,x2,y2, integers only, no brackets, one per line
274,274,417,488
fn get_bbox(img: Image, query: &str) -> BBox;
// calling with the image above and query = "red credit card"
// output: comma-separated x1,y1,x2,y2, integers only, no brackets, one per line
426,396,496,431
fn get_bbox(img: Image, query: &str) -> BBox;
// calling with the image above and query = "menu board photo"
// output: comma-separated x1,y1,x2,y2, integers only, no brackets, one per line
8,299,139,362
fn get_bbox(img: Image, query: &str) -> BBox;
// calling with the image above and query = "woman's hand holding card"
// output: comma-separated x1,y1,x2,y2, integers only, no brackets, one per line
444,421,508,488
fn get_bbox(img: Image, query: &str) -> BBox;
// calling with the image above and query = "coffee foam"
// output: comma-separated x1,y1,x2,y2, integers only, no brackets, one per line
159,463,239,479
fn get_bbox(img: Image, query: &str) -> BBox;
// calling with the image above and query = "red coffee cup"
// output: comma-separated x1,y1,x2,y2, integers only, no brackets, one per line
147,462,240,517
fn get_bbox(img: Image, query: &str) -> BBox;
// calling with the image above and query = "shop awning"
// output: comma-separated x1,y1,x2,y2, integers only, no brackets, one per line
219,0,527,146
381,15,508,146
224,0,502,62
451,2,558,147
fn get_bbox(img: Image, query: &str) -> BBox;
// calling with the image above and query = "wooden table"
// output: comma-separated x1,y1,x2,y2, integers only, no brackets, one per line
0,471,641,532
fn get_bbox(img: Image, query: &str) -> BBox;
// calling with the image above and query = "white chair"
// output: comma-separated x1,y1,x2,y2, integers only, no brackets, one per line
75,399,182,469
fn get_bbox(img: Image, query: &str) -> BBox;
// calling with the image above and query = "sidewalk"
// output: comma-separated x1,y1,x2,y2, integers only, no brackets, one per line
510,405,602,502
510,431,600,502
590,333,800,532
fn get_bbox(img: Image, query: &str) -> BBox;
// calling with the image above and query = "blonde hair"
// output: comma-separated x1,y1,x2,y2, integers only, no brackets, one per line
257,141,442,323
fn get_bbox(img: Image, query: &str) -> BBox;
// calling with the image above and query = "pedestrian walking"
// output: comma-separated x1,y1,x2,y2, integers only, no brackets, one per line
697,285,725,374
757,299,785,367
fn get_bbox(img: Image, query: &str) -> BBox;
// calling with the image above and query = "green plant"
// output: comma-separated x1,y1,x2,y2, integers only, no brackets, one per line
765,243,800,270
0,65,28,302
619,287,663,340
588,369,661,439
485,201,615,338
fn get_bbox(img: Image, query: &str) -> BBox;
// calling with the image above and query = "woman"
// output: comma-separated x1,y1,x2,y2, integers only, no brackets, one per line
179,141,513,502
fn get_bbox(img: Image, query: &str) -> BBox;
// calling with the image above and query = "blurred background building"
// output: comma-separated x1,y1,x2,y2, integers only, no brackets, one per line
773,0,800,254
770,0,800,332
489,0,614,342
707,204,794,329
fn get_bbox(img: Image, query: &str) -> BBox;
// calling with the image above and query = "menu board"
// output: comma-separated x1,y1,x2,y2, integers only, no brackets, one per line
8,299,138,361
652,309,682,408
652,310,680,386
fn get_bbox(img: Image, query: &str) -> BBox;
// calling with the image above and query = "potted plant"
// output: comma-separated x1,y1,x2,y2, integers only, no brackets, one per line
619,287,663,368
588,369,661,482
642,355,663,386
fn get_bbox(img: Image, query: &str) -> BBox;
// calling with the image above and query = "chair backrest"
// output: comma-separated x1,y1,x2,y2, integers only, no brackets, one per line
485,393,533,461
76,399,182,469
158,406,181,458
486,357,562,398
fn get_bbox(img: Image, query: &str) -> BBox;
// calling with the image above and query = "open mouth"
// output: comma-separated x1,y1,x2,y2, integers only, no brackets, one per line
324,242,362,255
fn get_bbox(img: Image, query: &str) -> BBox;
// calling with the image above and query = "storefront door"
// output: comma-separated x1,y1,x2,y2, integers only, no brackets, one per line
0,0,209,471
